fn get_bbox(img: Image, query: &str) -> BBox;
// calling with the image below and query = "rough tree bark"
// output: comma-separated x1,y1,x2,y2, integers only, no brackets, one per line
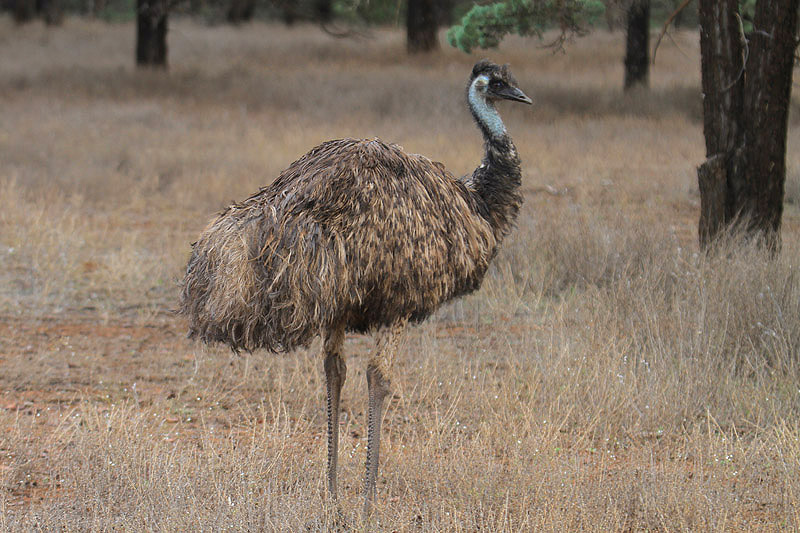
407,0,439,54
624,0,650,90
136,0,168,68
697,0,798,251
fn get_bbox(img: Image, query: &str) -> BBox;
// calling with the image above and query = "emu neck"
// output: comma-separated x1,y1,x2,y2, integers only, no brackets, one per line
468,82,506,140
467,94,523,242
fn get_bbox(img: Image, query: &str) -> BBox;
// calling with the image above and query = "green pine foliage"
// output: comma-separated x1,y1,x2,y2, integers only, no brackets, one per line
447,0,605,52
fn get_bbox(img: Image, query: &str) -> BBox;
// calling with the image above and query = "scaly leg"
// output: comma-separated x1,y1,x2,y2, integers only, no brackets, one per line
363,362,390,516
324,326,346,500
363,320,406,518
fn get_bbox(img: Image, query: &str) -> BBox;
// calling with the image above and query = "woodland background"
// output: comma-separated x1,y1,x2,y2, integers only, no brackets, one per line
1,1,799,530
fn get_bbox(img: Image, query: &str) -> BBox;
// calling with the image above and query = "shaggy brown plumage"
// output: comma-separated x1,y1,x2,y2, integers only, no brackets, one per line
182,138,505,352
179,59,532,515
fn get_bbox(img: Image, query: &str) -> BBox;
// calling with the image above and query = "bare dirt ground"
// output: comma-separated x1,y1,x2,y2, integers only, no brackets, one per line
1,16,799,531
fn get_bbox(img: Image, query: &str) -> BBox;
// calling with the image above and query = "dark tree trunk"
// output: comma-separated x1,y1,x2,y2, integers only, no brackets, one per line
11,0,62,24
697,0,798,251
92,0,107,17
407,0,439,54
136,0,168,69
434,0,455,26
227,0,255,24
281,1,296,25
38,0,63,25
314,0,332,23
12,0,36,23
12,0,62,24
624,0,650,90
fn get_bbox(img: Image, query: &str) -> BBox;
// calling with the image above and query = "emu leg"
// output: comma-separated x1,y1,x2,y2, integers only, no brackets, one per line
324,328,346,500
363,362,390,517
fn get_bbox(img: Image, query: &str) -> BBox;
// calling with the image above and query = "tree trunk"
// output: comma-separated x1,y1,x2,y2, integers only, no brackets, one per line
38,0,63,25
227,0,255,24
697,0,798,251
92,0,107,17
697,0,742,248
624,0,650,90
136,0,168,69
407,0,439,54
12,0,36,23
280,0,297,25
434,0,455,26
12,0,62,24
314,0,332,23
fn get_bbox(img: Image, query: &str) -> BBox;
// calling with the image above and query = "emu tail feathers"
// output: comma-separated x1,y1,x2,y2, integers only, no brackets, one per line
179,210,338,353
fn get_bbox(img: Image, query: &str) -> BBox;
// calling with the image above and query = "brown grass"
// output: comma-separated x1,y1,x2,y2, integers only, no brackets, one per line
1,16,800,531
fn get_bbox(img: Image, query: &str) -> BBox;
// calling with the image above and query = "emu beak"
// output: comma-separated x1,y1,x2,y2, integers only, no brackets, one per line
499,86,533,105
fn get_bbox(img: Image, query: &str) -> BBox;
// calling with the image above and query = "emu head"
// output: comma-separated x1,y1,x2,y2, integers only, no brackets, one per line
469,60,532,105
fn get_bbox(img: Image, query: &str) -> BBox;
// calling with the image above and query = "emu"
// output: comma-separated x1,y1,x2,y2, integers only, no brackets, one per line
179,60,531,515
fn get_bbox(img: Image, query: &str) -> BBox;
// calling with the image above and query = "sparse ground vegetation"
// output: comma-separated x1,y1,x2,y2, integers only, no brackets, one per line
1,17,799,531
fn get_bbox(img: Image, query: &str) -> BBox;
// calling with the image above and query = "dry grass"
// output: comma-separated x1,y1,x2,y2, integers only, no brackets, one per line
1,16,800,531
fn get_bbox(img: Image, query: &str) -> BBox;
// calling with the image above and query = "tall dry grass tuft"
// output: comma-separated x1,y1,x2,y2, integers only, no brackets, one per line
0,177,183,316
477,208,800,439
0,178,89,312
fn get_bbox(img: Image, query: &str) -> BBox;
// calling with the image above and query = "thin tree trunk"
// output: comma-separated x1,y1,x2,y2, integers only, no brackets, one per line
136,0,168,69
39,0,63,25
435,0,455,26
407,0,438,54
12,0,36,23
12,0,62,24
697,0,798,251
92,0,106,17
624,0,650,90
227,0,255,24
314,0,332,23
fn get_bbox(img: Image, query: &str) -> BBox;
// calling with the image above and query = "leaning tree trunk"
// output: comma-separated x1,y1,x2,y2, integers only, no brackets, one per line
697,0,798,251
624,0,650,90
407,0,439,54
136,0,168,69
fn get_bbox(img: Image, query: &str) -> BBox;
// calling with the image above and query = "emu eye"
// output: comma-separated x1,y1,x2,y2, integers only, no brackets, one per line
489,79,503,89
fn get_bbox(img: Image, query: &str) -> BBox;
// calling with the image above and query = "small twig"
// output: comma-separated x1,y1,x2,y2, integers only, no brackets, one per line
538,28,575,54
652,0,692,64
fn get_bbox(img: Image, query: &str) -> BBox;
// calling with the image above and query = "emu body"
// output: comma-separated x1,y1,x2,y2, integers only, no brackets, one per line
179,60,531,515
